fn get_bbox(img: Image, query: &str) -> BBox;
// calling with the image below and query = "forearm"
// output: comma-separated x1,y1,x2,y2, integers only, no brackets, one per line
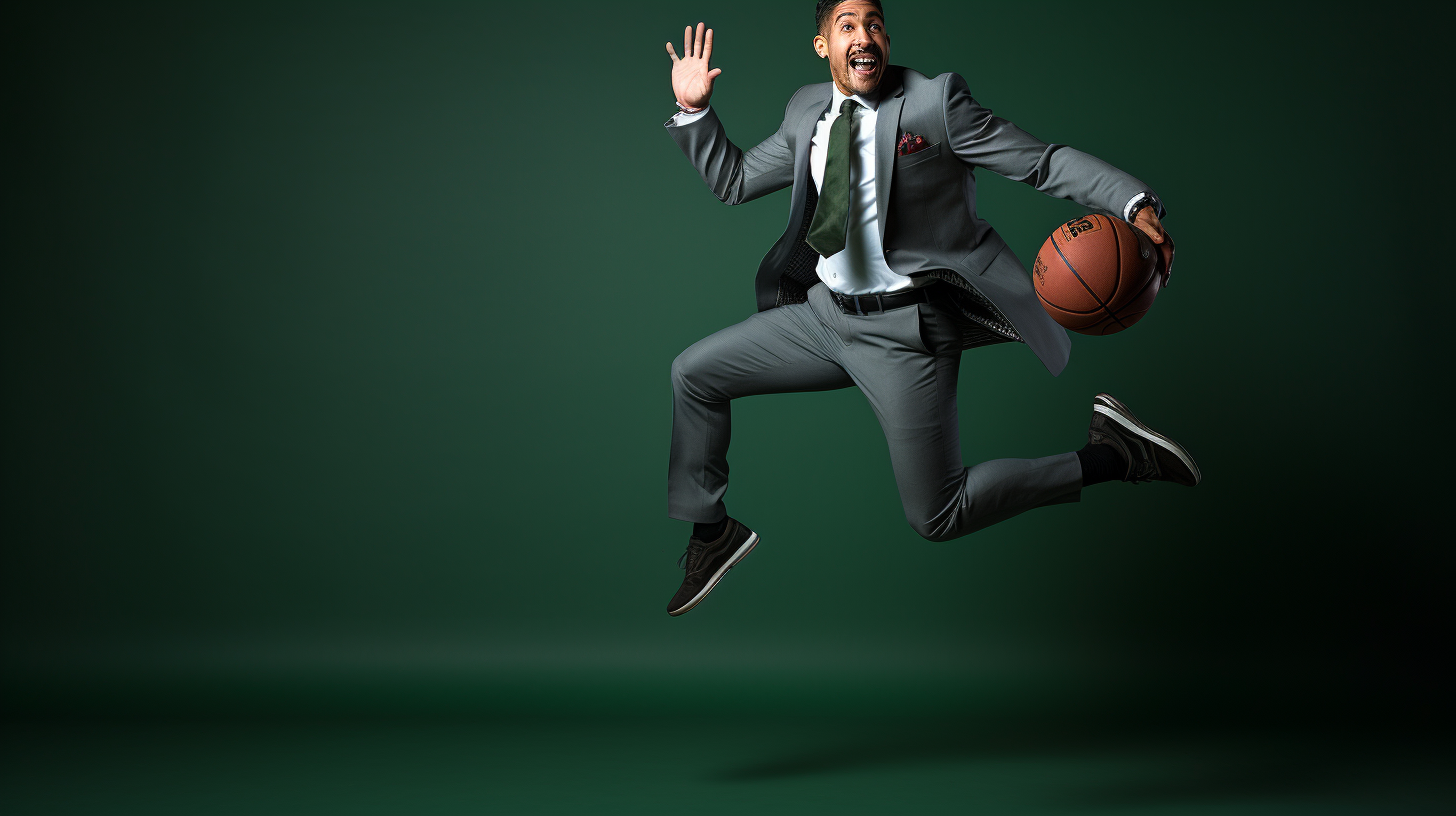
942,72,1164,219
1033,146,1165,220
665,104,793,206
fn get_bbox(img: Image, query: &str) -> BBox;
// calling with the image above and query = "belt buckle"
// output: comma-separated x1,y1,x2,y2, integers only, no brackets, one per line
839,292,890,316
850,294,885,316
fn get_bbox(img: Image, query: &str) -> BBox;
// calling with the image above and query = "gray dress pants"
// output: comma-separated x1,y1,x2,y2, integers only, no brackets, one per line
668,282,1082,541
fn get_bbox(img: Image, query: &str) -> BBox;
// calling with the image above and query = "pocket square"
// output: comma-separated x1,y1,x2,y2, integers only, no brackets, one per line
896,131,930,156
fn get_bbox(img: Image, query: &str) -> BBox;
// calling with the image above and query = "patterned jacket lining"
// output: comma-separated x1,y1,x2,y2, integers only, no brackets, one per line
771,185,1022,348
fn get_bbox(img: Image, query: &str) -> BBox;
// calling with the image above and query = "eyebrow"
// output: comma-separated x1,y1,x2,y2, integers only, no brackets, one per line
836,11,884,22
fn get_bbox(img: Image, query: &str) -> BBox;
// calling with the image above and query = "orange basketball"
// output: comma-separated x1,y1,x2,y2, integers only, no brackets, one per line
1032,213,1161,335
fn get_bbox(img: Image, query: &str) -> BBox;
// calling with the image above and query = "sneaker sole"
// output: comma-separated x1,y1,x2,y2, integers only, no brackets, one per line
1092,394,1202,486
667,532,760,617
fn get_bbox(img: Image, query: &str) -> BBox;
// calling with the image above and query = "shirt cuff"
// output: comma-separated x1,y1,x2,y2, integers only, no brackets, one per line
669,105,711,126
1122,191,1164,222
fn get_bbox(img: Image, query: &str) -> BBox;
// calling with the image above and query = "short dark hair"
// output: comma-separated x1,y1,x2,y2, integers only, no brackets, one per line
815,0,884,36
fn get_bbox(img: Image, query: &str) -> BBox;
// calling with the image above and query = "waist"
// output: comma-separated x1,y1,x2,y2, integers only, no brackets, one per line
829,283,944,315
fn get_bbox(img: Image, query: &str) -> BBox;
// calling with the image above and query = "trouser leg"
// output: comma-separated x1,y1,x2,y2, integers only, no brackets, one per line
838,296,1083,541
668,292,852,523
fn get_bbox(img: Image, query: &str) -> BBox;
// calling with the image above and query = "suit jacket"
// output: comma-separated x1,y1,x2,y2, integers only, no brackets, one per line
665,65,1164,376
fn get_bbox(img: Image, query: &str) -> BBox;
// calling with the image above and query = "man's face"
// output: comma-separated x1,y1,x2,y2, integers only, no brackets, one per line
814,1,890,97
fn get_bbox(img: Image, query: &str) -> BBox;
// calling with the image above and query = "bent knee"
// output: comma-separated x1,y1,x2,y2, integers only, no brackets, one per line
907,508,991,542
908,515,957,542
671,345,718,401
670,349,692,387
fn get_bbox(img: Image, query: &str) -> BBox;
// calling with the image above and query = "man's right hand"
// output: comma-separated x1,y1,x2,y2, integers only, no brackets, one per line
666,22,720,110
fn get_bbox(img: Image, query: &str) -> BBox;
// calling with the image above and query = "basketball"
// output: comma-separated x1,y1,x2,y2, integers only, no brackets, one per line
1032,213,1162,335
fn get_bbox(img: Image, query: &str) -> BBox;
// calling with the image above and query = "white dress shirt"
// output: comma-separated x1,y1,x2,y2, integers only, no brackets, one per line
672,91,1154,294
806,86,918,295
674,88,913,296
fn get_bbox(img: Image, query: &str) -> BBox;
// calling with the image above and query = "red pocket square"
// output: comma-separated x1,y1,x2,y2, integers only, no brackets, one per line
897,132,930,156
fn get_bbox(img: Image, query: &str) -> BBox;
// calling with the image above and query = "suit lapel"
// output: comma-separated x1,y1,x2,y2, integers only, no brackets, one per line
874,67,906,244
793,70,905,244
794,88,832,193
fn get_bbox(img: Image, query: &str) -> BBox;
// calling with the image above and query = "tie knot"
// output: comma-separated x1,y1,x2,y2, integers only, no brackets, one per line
839,99,860,115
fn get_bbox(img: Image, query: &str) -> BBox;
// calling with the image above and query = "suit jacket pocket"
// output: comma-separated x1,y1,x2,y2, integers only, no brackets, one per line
888,300,931,356
894,141,942,169
960,235,1009,277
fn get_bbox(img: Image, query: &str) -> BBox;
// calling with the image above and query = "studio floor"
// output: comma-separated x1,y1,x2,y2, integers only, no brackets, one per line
4,714,1451,815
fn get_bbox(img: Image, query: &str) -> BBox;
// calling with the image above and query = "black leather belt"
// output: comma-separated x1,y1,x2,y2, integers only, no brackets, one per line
830,284,942,315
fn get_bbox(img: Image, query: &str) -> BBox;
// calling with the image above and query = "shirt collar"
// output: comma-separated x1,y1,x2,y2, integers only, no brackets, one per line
830,83,879,113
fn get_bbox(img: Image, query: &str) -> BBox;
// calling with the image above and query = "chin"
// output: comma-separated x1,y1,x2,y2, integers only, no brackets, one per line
839,75,876,96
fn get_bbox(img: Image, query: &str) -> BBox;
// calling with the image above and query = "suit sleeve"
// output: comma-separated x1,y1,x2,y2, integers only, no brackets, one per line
664,92,797,206
941,72,1165,218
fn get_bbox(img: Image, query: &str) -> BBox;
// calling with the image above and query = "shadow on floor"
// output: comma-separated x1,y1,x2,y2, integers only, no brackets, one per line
712,712,1454,813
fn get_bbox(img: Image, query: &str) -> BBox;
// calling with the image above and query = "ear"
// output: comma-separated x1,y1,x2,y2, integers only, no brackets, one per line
813,34,827,58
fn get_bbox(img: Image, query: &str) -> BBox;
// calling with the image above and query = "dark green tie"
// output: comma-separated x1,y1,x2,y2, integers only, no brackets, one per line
806,98,861,258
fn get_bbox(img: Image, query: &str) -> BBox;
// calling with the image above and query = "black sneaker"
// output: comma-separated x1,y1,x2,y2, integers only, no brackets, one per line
667,518,760,617
1090,393,1202,486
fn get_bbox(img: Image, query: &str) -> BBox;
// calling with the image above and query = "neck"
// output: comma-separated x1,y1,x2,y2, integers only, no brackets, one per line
834,81,880,101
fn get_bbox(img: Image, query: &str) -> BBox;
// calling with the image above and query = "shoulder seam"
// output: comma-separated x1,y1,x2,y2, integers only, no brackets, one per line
940,71,956,117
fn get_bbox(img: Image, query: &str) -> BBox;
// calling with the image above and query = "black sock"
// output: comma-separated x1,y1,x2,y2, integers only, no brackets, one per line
692,517,729,542
1077,443,1125,487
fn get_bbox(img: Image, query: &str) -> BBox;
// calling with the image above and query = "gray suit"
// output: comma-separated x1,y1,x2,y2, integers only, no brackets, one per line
665,65,1163,539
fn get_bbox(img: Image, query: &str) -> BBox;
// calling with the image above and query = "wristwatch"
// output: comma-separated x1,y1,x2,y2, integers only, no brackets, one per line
1126,192,1162,223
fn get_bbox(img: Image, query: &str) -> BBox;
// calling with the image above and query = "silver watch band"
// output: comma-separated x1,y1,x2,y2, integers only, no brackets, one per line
1125,191,1161,222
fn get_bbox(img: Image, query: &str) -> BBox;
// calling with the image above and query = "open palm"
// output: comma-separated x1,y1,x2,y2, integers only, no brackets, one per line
666,22,721,110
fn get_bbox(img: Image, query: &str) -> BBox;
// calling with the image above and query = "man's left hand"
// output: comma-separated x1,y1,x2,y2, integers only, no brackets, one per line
1133,207,1164,244
1132,207,1175,281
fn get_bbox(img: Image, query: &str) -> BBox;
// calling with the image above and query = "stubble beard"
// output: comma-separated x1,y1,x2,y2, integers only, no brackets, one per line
835,49,884,97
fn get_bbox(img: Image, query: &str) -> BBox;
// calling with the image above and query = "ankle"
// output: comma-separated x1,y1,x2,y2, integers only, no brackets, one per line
1077,442,1125,487
692,517,729,542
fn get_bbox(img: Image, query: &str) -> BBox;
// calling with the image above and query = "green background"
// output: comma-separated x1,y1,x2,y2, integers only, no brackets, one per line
4,2,1449,813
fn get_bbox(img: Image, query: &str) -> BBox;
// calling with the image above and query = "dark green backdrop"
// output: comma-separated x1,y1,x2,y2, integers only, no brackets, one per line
4,2,1449,814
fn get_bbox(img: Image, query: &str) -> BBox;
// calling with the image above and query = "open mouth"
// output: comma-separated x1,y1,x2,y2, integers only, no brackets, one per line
849,54,879,78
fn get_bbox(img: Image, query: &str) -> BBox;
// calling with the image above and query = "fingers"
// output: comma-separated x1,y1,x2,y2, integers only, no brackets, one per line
1134,209,1164,244
707,67,722,81
1147,215,1165,244
1156,238,1175,283
674,23,713,62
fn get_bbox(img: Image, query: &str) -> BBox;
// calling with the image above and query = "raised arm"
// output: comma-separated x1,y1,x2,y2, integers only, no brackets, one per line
667,22,721,112
942,72,1169,251
664,23,795,206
